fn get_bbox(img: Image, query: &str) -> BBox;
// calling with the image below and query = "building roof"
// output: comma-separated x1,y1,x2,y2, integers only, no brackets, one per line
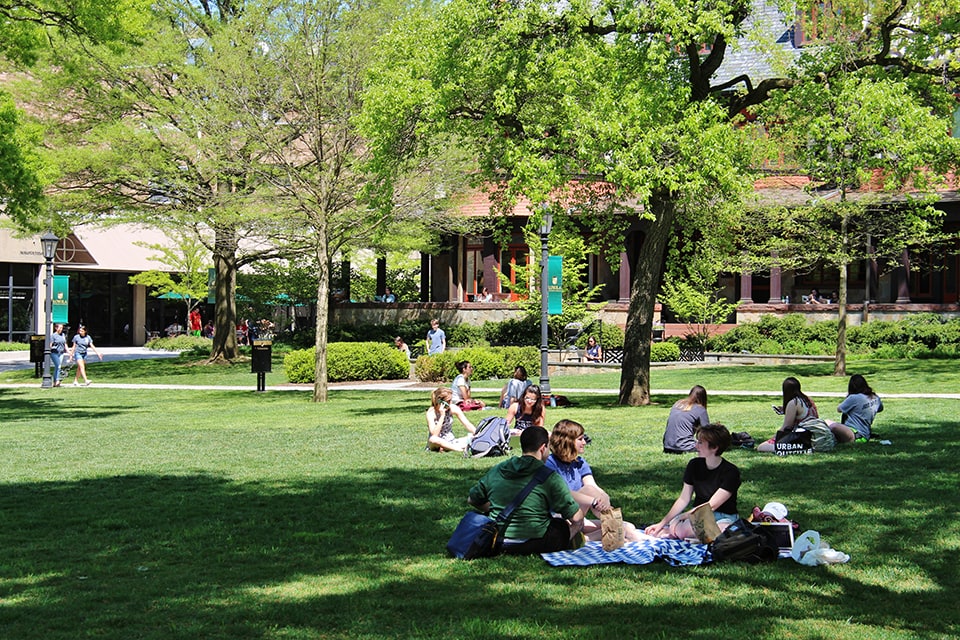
711,1,801,88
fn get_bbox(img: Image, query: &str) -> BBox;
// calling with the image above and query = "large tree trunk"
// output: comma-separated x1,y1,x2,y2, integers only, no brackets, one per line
312,232,331,402
619,195,677,406
209,223,239,362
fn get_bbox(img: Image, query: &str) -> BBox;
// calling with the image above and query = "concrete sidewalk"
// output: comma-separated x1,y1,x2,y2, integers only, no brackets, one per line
3,348,959,398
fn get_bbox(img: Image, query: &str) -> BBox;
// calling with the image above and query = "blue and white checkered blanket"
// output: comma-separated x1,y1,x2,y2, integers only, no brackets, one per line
541,537,712,567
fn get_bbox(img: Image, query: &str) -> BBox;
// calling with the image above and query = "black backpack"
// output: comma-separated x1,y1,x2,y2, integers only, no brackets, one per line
709,518,779,563
465,416,512,458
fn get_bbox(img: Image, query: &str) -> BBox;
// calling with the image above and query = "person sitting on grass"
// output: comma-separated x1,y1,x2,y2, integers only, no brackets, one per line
827,374,883,443
451,360,485,411
546,419,642,543
757,376,820,453
505,384,546,435
662,385,709,454
499,365,531,409
426,388,476,452
468,426,585,555
645,423,740,540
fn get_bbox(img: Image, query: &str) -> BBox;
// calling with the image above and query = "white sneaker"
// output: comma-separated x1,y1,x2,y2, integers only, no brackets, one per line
72,381,80,387
85,380,92,386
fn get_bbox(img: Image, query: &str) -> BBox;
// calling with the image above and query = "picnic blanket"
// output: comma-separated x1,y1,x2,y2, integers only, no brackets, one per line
541,536,712,567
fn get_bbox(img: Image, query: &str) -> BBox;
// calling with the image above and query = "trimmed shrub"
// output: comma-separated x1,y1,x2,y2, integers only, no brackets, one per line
414,346,540,383
0,341,29,351
650,341,681,362
447,323,488,347
283,342,409,383
483,317,540,347
145,335,211,352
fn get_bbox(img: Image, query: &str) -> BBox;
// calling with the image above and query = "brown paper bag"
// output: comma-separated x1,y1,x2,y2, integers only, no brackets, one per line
689,503,722,544
600,508,625,551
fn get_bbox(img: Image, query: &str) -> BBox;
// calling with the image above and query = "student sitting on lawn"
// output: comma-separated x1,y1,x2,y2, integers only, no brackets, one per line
451,360,485,411
468,426,585,555
757,376,829,453
662,385,710,454
499,365,531,409
645,423,741,540
546,419,642,543
505,384,546,434
426,387,476,452
827,374,883,443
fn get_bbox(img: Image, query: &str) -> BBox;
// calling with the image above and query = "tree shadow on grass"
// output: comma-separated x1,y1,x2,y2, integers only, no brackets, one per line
1,436,958,640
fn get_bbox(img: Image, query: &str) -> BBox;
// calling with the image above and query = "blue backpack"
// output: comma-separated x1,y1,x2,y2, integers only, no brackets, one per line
465,416,512,458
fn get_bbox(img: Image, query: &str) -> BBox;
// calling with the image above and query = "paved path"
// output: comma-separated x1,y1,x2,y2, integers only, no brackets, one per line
2,348,958,398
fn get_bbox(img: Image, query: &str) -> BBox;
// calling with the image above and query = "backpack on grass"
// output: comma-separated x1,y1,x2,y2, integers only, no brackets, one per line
466,416,511,458
709,518,779,563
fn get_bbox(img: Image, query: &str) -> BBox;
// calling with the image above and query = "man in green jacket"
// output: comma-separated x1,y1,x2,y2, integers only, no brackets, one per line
468,426,584,555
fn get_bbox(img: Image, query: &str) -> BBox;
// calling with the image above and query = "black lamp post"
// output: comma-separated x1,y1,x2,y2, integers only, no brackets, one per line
538,209,553,400
40,231,58,389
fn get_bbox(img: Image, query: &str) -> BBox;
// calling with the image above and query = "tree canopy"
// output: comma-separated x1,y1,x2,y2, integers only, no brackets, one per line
366,0,960,404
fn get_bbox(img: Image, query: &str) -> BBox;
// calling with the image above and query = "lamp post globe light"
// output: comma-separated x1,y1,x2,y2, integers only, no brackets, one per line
539,210,553,401
40,231,59,390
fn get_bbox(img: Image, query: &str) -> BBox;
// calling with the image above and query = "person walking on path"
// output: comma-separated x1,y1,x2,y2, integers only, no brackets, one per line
427,318,446,355
70,325,102,386
49,323,69,387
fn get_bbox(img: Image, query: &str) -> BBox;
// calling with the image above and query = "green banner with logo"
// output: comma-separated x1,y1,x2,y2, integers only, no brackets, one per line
52,275,69,324
547,255,562,315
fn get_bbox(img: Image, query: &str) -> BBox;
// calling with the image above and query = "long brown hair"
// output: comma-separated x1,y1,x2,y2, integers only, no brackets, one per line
518,384,544,421
549,419,584,463
782,377,815,413
675,385,707,411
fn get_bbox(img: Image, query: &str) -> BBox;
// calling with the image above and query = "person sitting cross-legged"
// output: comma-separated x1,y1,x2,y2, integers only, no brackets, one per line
468,426,585,555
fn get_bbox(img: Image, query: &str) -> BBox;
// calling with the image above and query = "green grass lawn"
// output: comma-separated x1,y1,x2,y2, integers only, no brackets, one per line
1,360,958,639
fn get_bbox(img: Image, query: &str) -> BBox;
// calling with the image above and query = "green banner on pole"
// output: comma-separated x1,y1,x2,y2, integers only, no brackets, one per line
52,275,69,324
207,268,216,304
547,255,562,315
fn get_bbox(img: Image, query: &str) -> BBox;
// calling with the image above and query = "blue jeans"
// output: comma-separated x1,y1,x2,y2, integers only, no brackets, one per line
51,352,63,383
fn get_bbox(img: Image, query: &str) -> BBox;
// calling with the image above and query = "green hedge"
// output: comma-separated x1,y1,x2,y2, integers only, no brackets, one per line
414,346,541,383
708,313,960,358
650,341,681,362
283,342,410,383
144,335,212,352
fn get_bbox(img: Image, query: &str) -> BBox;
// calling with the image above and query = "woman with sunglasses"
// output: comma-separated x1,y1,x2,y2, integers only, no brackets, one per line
505,384,546,436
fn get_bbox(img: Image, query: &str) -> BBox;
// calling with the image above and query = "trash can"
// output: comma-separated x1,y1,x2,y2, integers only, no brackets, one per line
251,339,272,392
30,334,45,378
30,334,46,363
251,340,273,373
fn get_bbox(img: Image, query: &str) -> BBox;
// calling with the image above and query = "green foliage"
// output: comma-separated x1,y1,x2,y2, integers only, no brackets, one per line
144,335,211,352
284,342,409,383
575,322,625,349
0,340,30,351
482,317,540,347
0,91,45,229
710,314,960,359
128,229,211,322
413,346,540,383
446,323,488,348
650,341,681,363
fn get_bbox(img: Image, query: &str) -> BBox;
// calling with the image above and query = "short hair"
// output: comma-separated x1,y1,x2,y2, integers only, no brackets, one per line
455,360,471,373
549,419,584,463
520,426,549,453
694,423,732,455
